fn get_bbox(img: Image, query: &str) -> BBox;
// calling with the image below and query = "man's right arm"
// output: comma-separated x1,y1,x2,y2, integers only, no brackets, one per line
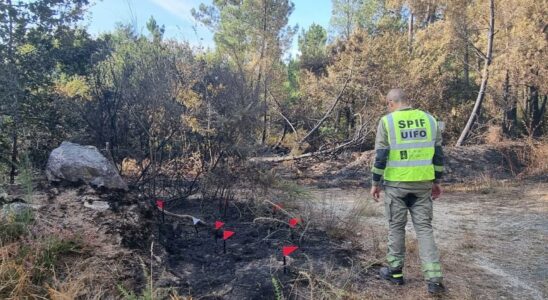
371,118,390,186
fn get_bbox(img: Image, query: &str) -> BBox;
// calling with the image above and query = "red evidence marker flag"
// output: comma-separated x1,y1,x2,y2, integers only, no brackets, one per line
289,218,300,228
282,245,298,273
156,199,166,224
156,200,165,209
215,221,225,230
283,245,299,257
223,230,235,240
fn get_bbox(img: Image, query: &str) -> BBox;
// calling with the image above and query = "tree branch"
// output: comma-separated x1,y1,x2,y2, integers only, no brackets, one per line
297,70,353,145
267,89,298,136
249,139,357,163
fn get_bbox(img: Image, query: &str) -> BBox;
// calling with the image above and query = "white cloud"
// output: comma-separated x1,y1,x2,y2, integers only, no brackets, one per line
150,0,197,23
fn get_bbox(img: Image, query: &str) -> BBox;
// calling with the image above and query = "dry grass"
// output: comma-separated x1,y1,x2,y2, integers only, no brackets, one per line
349,198,382,218
444,174,513,194
484,125,504,144
0,221,174,300
288,255,368,300
307,189,382,242
489,139,548,177
521,140,548,176
0,232,88,299
0,210,134,300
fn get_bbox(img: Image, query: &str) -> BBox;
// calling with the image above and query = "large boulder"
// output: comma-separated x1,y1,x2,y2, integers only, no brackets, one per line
46,142,128,191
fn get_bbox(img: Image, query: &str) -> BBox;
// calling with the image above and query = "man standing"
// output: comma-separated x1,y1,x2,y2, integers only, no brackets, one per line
370,89,446,294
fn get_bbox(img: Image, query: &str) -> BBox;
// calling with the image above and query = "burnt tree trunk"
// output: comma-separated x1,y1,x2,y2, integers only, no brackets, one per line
502,70,517,137
529,86,547,137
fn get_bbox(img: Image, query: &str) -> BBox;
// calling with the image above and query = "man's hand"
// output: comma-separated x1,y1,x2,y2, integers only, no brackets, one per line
370,185,382,202
432,183,442,200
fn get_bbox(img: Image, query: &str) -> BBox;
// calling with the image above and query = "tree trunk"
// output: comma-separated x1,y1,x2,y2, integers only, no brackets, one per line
408,11,414,54
335,109,341,133
539,95,548,135
463,41,470,90
463,13,470,91
456,0,495,146
345,3,353,40
262,73,268,145
424,4,436,24
9,132,18,184
424,4,430,24
502,70,517,137
275,124,287,148
530,86,547,137
260,0,268,145
6,0,18,184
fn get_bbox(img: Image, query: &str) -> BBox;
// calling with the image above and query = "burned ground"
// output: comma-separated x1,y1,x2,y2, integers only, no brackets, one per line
154,194,374,299
2,143,546,299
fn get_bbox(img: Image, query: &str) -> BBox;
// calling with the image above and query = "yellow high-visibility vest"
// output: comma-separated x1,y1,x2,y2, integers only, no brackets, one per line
382,109,436,181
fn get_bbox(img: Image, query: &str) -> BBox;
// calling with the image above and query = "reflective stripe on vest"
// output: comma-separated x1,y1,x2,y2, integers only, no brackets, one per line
386,159,433,167
383,109,436,182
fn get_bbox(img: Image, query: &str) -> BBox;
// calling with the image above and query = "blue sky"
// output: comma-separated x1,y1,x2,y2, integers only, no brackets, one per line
85,0,333,57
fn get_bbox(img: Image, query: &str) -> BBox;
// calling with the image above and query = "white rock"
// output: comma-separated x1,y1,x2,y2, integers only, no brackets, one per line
84,200,110,211
46,141,128,191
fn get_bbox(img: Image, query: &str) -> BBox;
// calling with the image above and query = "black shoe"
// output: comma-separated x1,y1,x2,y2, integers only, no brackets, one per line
379,267,404,285
427,281,446,294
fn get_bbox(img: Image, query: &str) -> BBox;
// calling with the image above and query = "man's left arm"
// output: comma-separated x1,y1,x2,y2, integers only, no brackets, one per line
432,120,444,199
432,120,444,183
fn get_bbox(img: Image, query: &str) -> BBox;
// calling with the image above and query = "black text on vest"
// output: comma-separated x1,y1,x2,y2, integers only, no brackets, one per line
400,128,428,141
398,119,426,129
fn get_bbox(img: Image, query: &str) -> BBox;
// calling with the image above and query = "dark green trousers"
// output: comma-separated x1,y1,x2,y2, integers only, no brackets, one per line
384,186,442,281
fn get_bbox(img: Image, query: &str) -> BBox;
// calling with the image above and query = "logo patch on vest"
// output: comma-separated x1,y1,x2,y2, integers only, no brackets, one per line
400,150,408,160
400,128,428,141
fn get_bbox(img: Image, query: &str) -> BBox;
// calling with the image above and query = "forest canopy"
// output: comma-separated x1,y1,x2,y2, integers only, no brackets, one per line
0,0,546,185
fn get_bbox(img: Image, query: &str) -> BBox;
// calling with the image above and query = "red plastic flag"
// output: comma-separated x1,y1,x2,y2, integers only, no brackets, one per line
223,230,234,240
282,245,299,257
289,218,300,228
156,199,165,209
215,221,225,230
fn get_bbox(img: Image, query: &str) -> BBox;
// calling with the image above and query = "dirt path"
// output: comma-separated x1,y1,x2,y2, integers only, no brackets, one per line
306,181,548,299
